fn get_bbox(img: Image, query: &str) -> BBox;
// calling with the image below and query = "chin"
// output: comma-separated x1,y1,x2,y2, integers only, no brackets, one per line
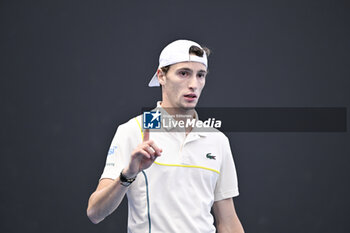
182,103,197,110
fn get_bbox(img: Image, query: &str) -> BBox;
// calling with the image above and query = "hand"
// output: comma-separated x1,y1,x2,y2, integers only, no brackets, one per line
123,129,162,178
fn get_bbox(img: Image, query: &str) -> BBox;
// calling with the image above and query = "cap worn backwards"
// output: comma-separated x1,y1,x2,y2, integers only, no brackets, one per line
148,39,208,87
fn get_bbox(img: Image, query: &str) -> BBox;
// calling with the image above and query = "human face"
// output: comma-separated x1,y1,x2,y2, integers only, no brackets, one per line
158,61,207,112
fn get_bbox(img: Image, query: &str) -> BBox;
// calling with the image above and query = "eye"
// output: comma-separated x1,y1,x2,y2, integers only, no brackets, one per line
197,73,206,78
178,70,190,77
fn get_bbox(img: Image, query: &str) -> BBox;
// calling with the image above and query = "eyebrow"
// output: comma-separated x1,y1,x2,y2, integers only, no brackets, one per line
177,67,207,74
177,68,192,72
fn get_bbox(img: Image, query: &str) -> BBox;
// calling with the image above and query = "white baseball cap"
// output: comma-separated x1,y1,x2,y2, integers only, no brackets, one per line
148,39,208,87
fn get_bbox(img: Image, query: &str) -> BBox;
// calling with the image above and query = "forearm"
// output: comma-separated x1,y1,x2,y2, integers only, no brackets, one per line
87,130,161,224
87,177,128,224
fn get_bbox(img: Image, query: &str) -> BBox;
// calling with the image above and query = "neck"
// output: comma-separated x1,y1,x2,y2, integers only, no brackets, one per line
160,101,195,120
160,101,196,135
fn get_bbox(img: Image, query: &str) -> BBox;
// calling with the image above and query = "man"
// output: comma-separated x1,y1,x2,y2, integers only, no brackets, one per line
87,39,244,233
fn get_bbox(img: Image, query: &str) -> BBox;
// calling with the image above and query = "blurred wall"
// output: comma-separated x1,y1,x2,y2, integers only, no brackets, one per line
1,1,349,232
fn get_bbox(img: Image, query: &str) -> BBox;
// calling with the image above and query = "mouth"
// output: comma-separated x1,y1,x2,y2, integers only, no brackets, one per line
183,93,197,102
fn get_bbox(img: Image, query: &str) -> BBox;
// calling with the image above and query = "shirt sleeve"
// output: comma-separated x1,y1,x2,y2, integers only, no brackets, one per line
100,122,138,180
214,135,239,201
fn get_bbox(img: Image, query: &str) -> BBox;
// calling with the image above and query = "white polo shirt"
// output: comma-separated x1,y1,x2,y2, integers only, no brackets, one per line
100,103,239,233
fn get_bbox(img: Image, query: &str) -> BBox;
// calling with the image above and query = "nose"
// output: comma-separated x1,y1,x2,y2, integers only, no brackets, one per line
188,75,198,91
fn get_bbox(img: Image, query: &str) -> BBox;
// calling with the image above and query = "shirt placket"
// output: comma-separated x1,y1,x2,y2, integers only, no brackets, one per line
180,133,201,164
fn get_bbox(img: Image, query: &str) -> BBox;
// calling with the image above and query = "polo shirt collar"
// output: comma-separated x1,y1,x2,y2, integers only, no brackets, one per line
154,101,207,137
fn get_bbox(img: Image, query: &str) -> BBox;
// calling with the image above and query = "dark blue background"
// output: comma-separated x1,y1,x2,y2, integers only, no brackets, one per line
1,0,349,232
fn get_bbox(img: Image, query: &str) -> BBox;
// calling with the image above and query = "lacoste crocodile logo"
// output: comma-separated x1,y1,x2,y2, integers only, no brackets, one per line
206,153,216,160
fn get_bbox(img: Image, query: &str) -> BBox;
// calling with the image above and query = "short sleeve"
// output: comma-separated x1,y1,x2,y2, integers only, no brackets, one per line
100,121,140,180
214,135,239,201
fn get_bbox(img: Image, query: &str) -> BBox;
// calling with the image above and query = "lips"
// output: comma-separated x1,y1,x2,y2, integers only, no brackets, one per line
184,93,197,98
183,93,197,101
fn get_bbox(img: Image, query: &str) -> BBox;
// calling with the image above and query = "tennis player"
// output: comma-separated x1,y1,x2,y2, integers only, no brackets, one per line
87,39,244,233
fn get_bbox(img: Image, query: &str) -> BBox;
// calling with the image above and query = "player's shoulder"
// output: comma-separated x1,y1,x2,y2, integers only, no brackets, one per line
201,127,230,147
115,114,143,136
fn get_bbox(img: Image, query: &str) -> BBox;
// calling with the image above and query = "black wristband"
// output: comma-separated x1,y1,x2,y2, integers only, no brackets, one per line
119,170,137,187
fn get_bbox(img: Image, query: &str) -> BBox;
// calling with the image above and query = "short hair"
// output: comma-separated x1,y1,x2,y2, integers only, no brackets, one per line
160,45,210,74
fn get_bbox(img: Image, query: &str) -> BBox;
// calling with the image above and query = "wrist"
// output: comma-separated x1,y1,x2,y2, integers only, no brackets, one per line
122,168,138,179
119,169,137,187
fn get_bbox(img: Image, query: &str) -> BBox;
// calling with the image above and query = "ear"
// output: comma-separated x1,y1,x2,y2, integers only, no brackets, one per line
157,69,166,86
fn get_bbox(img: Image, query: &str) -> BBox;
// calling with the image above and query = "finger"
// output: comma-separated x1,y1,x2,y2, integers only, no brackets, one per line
143,128,150,142
143,145,155,156
137,149,151,159
140,148,156,160
148,141,162,156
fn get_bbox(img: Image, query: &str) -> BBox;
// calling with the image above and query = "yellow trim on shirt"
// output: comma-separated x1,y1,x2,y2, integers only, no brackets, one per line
134,117,220,175
154,161,220,174
135,117,144,138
